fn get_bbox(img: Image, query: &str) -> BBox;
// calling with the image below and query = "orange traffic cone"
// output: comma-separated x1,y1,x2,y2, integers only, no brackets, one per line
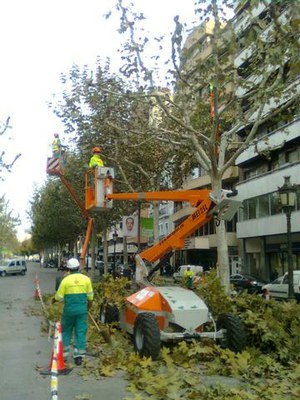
33,288,40,300
40,321,72,375
33,274,40,300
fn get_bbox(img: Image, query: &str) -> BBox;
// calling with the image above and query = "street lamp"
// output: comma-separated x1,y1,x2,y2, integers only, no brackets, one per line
278,176,297,300
112,229,118,278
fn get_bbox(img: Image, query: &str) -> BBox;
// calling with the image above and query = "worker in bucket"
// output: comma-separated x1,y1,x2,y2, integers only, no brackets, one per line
89,146,104,168
53,258,94,366
52,132,66,158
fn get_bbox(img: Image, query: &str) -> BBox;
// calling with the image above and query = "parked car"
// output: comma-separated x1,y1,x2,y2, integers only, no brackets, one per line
96,261,113,275
262,270,300,301
230,273,267,294
57,258,68,271
173,265,204,283
95,260,104,270
45,259,57,268
0,258,27,277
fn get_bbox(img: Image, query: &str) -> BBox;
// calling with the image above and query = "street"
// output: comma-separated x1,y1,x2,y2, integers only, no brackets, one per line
0,262,129,400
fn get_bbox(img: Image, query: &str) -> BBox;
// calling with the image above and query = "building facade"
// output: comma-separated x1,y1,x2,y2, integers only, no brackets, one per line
172,0,300,279
234,0,300,280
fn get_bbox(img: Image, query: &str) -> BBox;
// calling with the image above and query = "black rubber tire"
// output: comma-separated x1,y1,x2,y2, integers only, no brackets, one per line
133,313,161,360
55,276,63,291
217,313,247,353
20,270,26,276
99,303,119,324
0,270,7,277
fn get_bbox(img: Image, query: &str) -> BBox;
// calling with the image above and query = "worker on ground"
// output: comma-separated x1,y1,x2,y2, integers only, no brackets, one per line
53,258,94,366
89,146,104,168
183,266,194,289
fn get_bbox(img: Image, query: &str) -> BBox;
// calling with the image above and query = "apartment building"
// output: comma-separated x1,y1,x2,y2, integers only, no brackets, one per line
233,0,300,280
171,19,241,273
172,1,299,278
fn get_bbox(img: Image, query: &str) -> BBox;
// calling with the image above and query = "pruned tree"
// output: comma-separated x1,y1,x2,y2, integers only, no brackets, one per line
50,62,195,244
0,195,19,255
29,178,85,253
0,117,21,179
107,0,300,290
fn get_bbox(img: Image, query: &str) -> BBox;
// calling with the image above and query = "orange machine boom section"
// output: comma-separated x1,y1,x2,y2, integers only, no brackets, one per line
46,157,92,268
107,190,213,264
107,189,211,208
141,196,212,263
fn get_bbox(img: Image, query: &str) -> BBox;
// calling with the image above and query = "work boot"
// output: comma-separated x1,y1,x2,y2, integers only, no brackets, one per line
74,356,82,366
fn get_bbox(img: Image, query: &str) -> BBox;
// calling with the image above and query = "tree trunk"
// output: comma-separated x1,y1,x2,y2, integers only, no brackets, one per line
216,221,230,293
211,176,230,293
90,226,96,281
123,235,128,267
153,201,160,244
103,226,109,274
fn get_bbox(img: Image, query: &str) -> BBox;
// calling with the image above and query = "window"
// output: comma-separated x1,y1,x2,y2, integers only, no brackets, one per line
196,219,215,236
258,196,269,217
241,189,299,221
226,214,237,232
285,148,300,163
270,192,281,215
248,197,257,219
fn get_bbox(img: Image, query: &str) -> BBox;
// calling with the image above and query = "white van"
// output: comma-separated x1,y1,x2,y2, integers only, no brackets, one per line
0,259,27,277
262,270,300,301
173,265,203,283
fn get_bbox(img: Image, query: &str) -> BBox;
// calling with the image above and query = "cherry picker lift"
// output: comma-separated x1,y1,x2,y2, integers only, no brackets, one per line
84,165,246,360
46,154,114,269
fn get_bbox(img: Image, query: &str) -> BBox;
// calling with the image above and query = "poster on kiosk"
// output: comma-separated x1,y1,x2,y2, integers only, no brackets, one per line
123,215,138,237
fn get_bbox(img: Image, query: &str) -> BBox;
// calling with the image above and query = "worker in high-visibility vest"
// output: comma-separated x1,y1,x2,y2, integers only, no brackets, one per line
183,266,194,289
89,146,104,168
53,258,94,365
52,133,63,158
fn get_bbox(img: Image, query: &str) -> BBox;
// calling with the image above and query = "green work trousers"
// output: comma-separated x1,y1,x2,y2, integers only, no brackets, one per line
62,312,88,360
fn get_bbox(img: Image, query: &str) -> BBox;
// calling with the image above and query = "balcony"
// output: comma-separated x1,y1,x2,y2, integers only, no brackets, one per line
181,232,238,250
171,204,194,223
236,164,300,239
182,166,239,190
237,211,300,239
237,162,299,199
234,6,289,69
236,117,300,165
233,2,268,35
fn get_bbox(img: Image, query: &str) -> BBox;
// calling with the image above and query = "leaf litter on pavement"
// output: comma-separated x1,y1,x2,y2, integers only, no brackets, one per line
33,273,300,399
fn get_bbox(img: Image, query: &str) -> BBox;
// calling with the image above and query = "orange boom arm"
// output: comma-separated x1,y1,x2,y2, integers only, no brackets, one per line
140,196,213,263
106,190,214,264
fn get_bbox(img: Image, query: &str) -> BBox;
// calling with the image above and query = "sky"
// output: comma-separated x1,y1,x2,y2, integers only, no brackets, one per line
0,0,196,241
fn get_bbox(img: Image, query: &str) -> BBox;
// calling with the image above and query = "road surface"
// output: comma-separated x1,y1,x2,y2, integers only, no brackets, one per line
0,261,129,400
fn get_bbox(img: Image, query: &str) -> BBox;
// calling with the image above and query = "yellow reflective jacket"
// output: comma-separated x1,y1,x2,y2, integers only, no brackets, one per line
183,270,194,279
52,137,61,152
89,154,104,168
55,272,94,315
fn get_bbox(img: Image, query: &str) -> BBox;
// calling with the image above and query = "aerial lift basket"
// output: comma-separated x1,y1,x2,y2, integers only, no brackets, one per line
85,167,115,211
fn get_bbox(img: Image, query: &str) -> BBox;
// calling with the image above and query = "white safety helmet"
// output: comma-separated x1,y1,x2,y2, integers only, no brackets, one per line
67,258,80,270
